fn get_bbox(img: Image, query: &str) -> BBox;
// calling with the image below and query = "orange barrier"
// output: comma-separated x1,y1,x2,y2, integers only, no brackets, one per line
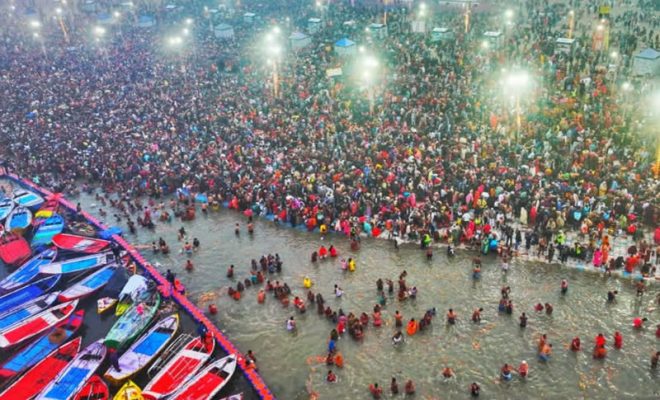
1,172,275,400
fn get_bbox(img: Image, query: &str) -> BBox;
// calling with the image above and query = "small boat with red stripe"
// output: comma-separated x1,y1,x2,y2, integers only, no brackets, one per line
0,310,84,380
0,232,31,266
169,354,237,400
0,300,78,349
52,233,110,254
73,375,109,400
142,336,215,399
0,337,82,400
35,340,107,400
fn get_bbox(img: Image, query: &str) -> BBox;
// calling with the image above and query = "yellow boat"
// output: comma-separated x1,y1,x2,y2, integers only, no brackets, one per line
113,380,143,400
97,297,117,314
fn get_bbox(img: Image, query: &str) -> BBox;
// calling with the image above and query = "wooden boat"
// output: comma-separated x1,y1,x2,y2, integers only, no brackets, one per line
105,291,160,351
115,275,149,317
141,337,215,400
0,247,57,294
97,298,118,314
35,340,107,400
104,315,179,384
169,354,237,400
0,199,14,222
68,222,98,238
5,206,32,233
0,275,59,315
0,300,78,349
0,232,32,266
113,381,143,400
52,233,110,254
12,188,44,209
32,215,65,247
0,337,82,400
59,263,118,302
0,309,84,379
73,375,109,400
39,251,113,275
0,291,59,331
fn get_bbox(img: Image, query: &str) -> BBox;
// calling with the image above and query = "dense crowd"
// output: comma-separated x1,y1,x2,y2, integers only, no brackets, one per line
0,0,658,274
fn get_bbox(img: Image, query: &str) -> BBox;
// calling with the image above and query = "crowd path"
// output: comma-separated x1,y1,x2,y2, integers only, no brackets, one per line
0,170,276,400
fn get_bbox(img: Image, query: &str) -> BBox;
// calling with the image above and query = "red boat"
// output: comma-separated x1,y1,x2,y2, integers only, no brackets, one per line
0,337,82,400
73,375,109,400
0,233,31,266
142,337,215,400
52,233,110,254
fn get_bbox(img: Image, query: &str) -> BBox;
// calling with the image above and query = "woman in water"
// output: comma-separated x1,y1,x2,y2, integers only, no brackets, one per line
447,309,457,325
286,316,296,332
392,330,404,346
517,361,528,378
500,364,513,381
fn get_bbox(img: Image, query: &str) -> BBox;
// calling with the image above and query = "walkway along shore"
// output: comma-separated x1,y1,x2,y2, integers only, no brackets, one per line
0,171,276,400
220,199,659,284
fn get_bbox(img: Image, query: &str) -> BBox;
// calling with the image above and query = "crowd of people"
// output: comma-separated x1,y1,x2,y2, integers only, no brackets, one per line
0,0,659,397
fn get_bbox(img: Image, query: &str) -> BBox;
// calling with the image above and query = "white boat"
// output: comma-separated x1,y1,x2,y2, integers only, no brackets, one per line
169,354,238,400
0,291,59,332
39,252,114,275
0,300,78,349
35,340,107,400
104,314,179,383
58,263,118,302
115,274,149,316
142,336,215,399
12,188,44,209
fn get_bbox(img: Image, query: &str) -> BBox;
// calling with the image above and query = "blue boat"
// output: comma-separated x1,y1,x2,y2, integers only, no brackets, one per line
0,275,59,315
5,206,32,233
39,252,114,275
12,188,44,209
0,248,57,294
0,291,59,331
0,199,14,222
0,310,84,379
32,215,65,247
35,340,106,400
59,263,118,302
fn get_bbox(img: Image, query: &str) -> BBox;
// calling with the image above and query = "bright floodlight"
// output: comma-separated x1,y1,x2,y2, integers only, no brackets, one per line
363,56,378,68
269,45,282,56
316,1,321,7
182,28,190,36
610,51,618,59
168,36,183,46
505,9,514,19
358,45,365,53
597,24,604,31
29,20,41,28
33,32,40,38
504,71,531,91
273,26,281,34
266,33,274,42
55,7,62,14
185,18,193,25
113,11,120,18
481,40,489,49
621,82,632,92
93,26,106,36
569,10,574,15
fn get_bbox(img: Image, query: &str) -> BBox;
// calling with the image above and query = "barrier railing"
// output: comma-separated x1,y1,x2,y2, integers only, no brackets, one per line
0,171,275,400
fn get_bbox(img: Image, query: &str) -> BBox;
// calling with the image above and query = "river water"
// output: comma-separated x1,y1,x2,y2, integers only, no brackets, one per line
77,193,659,400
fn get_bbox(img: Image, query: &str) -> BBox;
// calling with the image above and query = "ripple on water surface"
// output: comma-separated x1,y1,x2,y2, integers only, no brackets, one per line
78,193,660,399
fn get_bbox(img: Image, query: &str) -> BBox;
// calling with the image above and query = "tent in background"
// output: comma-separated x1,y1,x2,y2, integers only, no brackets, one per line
289,32,312,50
334,38,356,56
